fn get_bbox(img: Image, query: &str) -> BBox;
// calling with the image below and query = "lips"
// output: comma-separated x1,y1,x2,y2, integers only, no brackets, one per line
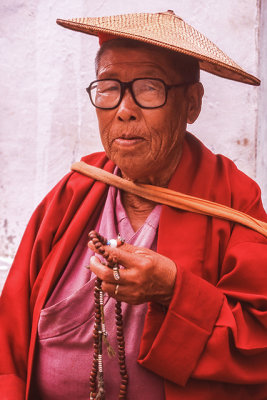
114,134,145,146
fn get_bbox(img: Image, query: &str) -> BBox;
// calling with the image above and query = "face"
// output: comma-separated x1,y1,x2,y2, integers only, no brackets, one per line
95,45,199,185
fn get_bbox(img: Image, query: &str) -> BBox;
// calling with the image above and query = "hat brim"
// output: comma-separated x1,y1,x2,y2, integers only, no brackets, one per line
56,12,260,86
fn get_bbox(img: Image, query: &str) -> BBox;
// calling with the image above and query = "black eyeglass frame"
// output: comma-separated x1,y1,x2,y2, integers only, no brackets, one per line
86,78,193,110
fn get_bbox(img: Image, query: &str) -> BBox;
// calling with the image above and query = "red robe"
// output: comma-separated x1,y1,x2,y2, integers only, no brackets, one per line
1,133,267,400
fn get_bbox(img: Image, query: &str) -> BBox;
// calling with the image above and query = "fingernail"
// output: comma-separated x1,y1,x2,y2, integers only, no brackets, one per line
90,255,97,265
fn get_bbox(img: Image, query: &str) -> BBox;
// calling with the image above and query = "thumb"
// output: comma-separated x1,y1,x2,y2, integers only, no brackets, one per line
103,244,146,270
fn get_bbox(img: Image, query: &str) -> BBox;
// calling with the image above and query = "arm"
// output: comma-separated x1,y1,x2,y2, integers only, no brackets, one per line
89,241,224,385
89,211,267,388
0,174,74,398
138,235,267,386
0,152,111,399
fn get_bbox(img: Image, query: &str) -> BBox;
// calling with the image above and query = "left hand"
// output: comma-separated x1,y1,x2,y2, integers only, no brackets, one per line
88,240,177,306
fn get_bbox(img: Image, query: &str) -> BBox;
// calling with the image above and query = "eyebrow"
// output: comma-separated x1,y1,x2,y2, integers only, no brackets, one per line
98,63,169,79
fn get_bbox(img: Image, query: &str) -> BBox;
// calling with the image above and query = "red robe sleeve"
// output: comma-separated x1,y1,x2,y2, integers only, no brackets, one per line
138,135,267,398
0,152,113,399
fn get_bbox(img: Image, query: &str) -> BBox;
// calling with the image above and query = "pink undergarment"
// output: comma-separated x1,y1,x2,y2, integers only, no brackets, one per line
33,184,164,399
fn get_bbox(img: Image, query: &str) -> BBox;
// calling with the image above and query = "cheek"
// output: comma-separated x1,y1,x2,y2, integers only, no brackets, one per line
96,109,110,132
151,108,186,162
166,98,188,140
96,110,114,151
145,108,182,152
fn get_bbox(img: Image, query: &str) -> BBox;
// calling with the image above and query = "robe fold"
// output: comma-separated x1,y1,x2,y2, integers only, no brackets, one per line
1,133,267,399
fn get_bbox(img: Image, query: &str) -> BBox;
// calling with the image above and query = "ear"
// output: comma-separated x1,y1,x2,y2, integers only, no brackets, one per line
186,83,204,124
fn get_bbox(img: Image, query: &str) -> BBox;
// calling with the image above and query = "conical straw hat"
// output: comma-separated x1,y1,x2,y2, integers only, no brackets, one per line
57,10,260,86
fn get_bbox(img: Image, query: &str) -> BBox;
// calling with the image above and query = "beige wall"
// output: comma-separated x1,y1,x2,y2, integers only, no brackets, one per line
0,0,265,288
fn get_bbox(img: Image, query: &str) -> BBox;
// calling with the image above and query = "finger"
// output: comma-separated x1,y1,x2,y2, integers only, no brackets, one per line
102,282,124,300
112,247,153,271
88,239,145,270
89,255,128,284
88,239,136,270
102,282,141,305
101,245,151,271
88,238,138,254
89,256,113,282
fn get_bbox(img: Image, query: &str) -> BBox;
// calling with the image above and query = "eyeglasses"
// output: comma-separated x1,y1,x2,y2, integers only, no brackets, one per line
86,78,192,110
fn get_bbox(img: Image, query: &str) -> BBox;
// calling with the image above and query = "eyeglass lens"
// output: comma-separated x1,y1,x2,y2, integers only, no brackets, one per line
89,79,166,109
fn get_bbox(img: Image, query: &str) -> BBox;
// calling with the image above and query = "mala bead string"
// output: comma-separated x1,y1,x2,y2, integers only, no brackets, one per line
88,230,128,400
115,301,128,399
100,289,116,358
107,234,125,248
90,278,102,399
96,352,104,400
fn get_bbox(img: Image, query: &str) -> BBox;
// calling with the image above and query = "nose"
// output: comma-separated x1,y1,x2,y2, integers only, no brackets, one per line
116,89,138,122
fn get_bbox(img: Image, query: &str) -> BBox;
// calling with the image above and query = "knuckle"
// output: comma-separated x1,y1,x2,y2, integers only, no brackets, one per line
101,269,111,281
101,282,110,293
127,294,142,305
140,257,153,270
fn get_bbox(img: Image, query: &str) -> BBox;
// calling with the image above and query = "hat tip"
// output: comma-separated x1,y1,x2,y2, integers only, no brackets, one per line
158,10,183,20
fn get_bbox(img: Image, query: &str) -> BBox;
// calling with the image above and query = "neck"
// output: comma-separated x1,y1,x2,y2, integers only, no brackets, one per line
121,191,156,232
121,148,182,187
120,152,181,231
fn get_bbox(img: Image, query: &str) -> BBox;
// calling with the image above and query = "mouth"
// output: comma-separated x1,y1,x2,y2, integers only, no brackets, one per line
114,135,145,147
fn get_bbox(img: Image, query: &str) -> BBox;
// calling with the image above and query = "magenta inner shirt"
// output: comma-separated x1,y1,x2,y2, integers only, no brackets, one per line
32,183,164,399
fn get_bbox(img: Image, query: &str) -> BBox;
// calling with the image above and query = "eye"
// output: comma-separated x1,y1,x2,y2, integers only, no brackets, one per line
143,83,157,92
97,81,120,95
135,79,163,95
141,82,158,92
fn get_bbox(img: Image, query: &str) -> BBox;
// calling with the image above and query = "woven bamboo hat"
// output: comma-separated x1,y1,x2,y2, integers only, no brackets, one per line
57,10,260,86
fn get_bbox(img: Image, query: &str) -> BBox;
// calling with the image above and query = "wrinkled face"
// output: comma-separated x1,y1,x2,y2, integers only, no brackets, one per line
96,45,192,184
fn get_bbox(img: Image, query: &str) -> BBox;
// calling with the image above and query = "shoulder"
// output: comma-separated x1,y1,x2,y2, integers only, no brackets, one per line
30,152,111,226
45,152,109,201
81,151,108,166
183,133,266,219
21,152,113,256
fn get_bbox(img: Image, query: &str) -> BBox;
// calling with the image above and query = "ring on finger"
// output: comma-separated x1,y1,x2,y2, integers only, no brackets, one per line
113,265,120,281
114,284,119,296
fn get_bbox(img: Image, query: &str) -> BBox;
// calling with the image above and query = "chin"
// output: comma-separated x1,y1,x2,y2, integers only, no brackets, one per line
111,152,161,183
118,162,147,182
120,168,143,182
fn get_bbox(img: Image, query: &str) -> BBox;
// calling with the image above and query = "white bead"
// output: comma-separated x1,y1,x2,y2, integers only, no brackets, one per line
109,239,117,248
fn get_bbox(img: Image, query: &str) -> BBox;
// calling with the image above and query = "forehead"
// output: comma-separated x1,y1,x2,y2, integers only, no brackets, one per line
97,45,181,80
